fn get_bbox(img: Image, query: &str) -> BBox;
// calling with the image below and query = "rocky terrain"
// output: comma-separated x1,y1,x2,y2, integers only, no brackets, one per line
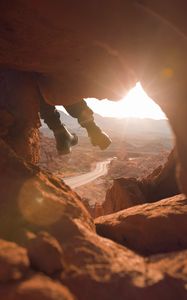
0,94,184,299
39,114,174,213
0,114,185,299
39,134,101,177
1,1,187,299
1,139,187,300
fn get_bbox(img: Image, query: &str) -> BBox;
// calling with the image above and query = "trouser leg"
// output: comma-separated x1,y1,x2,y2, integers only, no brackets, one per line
64,99,94,126
39,97,78,155
39,96,62,131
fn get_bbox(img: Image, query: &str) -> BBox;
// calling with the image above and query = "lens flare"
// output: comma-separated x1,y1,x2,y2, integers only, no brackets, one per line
18,178,64,226
84,83,166,119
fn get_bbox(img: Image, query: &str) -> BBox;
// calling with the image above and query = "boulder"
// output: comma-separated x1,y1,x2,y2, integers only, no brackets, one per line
0,240,29,283
27,232,65,275
59,221,187,300
0,138,94,243
0,275,75,300
102,151,179,215
103,177,146,215
95,194,187,255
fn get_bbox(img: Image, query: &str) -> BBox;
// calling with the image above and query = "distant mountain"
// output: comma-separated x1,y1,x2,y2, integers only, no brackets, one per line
40,111,84,137
94,114,173,139
40,110,173,141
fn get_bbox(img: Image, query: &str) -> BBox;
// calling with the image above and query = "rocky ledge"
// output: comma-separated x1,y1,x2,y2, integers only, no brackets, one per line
0,139,187,299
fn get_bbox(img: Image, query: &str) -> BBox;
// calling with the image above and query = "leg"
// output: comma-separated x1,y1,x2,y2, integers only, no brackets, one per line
39,96,78,155
65,100,112,150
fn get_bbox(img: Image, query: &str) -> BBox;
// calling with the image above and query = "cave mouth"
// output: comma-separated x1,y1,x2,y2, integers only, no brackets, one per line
40,84,175,219
84,82,167,120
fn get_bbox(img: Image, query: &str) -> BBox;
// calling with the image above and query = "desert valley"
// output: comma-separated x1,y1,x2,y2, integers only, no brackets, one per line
40,110,174,217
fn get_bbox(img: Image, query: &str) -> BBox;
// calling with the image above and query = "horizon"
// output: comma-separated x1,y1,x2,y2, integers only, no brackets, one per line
57,107,168,122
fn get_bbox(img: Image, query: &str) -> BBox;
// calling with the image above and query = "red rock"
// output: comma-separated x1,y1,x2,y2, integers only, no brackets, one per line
95,194,187,255
0,72,40,163
0,138,94,243
148,249,187,282
142,150,179,201
103,177,146,215
102,151,179,216
59,220,187,300
0,275,75,300
0,139,187,299
0,240,29,283
27,232,65,275
1,2,187,299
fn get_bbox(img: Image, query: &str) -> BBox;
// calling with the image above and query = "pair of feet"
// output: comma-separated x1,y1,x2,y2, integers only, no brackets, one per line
54,124,111,155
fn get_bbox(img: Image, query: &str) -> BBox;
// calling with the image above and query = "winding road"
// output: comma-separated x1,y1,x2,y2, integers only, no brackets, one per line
63,158,112,188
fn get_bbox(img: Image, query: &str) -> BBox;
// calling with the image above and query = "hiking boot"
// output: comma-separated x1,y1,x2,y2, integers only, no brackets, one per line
54,125,78,155
86,123,112,150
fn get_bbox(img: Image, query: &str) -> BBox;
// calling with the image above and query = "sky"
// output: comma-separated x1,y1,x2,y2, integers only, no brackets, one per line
57,82,166,120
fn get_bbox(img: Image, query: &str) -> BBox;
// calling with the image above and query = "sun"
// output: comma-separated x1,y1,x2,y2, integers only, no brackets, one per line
85,83,166,119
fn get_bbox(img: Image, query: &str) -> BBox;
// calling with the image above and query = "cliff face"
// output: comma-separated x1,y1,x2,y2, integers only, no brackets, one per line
103,178,146,215
101,151,179,216
0,138,187,300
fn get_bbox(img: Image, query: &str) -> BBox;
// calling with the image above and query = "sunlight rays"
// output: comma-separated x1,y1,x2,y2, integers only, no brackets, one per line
86,83,166,119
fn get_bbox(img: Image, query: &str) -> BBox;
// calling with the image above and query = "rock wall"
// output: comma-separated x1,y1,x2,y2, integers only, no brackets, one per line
0,71,40,164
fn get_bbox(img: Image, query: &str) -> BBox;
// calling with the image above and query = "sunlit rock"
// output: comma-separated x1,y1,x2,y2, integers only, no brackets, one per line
95,194,187,255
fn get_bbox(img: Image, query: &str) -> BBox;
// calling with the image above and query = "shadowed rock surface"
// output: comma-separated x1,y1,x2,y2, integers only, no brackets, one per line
0,139,187,299
142,150,179,201
103,177,146,215
101,150,179,216
95,194,187,256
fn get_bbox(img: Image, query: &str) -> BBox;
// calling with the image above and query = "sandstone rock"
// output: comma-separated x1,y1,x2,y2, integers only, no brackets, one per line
1,2,187,299
27,232,65,275
1,140,187,299
0,275,75,300
142,150,179,201
0,138,94,243
95,194,187,255
59,221,187,300
1,232,187,300
103,177,146,215
148,249,187,282
0,240,29,283
0,71,40,163
102,151,179,216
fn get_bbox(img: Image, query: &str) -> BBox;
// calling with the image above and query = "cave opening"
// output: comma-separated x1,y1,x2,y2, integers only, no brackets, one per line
39,83,175,218
1,1,187,297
